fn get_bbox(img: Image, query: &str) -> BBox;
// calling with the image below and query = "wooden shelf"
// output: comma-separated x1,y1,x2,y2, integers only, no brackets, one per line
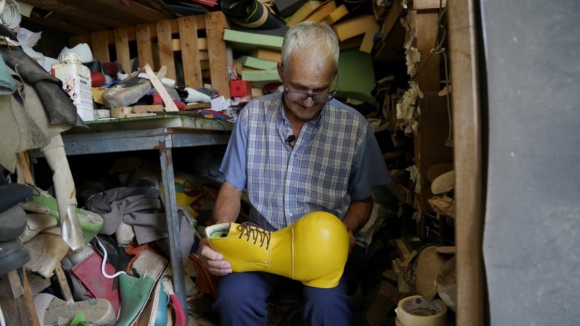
386,182,413,206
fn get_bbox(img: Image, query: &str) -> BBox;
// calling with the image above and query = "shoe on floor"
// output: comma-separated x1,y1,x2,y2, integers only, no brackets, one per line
34,293,116,326
0,239,30,276
0,204,28,242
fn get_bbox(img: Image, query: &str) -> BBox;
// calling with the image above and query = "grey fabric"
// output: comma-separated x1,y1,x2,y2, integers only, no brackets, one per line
154,210,195,267
85,186,195,267
85,187,163,235
482,0,580,325
0,85,51,172
0,46,85,128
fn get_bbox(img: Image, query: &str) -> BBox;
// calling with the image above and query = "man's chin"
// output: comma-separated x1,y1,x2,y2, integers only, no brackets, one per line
293,107,323,121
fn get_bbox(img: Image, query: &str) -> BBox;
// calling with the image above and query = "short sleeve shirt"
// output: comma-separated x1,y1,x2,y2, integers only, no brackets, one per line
220,93,390,246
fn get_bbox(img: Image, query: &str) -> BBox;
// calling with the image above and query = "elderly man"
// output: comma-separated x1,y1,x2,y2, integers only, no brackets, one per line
198,21,389,325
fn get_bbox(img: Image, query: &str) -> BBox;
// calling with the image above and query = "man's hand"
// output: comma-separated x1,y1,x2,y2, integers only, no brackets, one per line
346,229,356,253
198,237,232,276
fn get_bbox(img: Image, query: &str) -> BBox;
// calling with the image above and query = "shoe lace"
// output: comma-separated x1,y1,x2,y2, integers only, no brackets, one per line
236,223,271,249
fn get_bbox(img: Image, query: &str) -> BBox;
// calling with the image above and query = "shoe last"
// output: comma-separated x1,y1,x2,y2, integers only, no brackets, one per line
207,211,349,288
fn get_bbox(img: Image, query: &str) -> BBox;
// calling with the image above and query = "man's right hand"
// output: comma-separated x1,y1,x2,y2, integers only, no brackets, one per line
198,237,233,276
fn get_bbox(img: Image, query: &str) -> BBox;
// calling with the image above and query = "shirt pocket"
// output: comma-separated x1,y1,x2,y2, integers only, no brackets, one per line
309,163,350,206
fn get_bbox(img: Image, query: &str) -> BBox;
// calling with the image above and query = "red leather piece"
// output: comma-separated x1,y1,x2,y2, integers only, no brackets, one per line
71,252,121,315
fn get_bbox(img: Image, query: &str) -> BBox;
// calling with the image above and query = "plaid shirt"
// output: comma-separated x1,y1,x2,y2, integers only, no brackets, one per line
220,93,389,245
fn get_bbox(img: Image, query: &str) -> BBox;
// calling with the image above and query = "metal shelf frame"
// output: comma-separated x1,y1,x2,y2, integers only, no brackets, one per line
52,126,230,320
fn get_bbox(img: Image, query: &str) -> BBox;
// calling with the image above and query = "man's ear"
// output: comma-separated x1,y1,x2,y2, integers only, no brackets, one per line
277,62,284,81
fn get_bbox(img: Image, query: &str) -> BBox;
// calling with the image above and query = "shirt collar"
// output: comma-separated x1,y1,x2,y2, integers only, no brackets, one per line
277,92,328,128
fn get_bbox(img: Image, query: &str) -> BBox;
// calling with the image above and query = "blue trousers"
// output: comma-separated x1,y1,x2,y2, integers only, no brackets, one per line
213,246,366,326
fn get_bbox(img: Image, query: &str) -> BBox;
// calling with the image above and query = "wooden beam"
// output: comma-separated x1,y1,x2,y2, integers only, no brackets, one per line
448,0,484,325
87,0,170,23
0,269,40,325
69,34,91,48
114,27,132,73
395,239,411,261
178,16,203,89
412,0,447,11
205,12,230,98
132,0,178,19
54,0,147,26
91,31,111,63
17,0,126,29
379,0,403,42
23,14,90,35
413,11,453,238
136,23,155,70
156,20,176,80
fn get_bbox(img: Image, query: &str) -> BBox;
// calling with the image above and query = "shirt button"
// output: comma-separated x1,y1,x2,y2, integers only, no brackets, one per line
288,213,293,217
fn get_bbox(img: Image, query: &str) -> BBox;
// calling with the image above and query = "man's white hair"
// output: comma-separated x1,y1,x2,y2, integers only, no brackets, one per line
281,21,339,72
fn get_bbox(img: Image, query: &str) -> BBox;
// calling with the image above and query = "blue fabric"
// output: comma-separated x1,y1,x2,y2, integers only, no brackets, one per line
213,246,366,326
220,93,390,247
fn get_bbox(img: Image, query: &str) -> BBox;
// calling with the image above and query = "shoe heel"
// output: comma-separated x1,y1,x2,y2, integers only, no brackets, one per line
301,269,344,289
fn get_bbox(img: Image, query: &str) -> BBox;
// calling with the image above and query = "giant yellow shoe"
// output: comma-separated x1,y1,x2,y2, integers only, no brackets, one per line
206,211,349,288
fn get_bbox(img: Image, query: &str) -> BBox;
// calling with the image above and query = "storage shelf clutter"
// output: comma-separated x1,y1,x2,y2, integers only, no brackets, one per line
0,0,459,325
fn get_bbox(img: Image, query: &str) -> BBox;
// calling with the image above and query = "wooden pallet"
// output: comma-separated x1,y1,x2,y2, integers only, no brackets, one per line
68,12,230,98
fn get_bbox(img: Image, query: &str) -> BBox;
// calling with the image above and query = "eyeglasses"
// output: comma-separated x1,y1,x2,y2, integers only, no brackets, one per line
282,71,339,103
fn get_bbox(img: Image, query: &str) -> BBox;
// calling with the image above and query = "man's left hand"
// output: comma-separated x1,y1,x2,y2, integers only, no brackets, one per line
347,229,355,253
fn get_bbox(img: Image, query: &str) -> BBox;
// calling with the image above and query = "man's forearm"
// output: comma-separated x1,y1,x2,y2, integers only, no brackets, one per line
212,181,243,224
343,197,374,233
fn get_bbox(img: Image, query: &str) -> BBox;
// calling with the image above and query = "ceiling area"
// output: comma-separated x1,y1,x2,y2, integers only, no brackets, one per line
17,0,180,36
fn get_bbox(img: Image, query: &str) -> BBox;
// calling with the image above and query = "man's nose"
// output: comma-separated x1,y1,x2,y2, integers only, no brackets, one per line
303,96,315,107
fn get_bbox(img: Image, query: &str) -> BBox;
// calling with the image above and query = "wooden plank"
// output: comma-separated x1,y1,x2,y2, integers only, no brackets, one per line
111,107,134,118
196,15,206,30
16,0,124,29
17,153,34,184
69,34,91,49
382,269,398,283
386,182,413,206
114,27,132,74
26,273,51,296
448,0,484,325
136,23,155,70
0,269,39,325
132,0,178,18
46,12,110,32
55,0,148,26
412,0,447,10
23,14,90,35
22,271,40,326
178,15,203,89
413,11,453,239
54,264,73,302
144,64,178,112
392,259,401,276
156,20,176,81
380,0,403,42
134,105,164,112
185,102,212,110
172,38,208,51
199,50,209,61
88,0,170,23
205,12,231,98
395,239,411,261
0,270,23,298
91,31,111,63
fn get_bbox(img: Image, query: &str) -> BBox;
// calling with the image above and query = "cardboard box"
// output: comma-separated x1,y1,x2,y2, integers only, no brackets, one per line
230,80,252,97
